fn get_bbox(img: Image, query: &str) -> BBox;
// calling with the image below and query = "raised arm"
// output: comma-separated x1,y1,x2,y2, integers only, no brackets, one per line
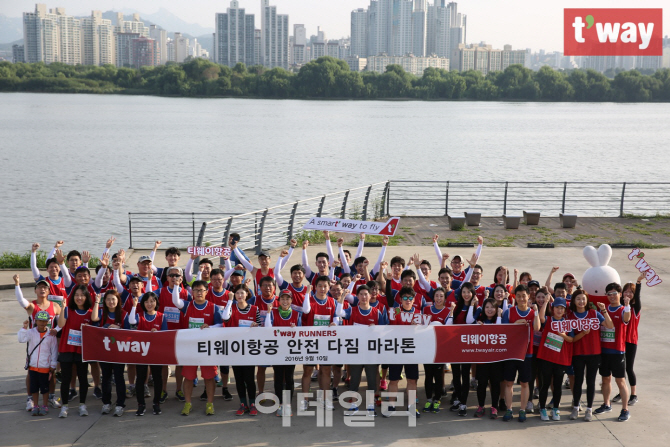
324,231,335,267
172,284,186,309
149,240,160,272
337,238,351,274
301,240,313,278
414,254,432,291
355,233,365,259
221,299,234,321
94,253,110,289
90,294,101,322
185,255,196,284
545,266,559,294
433,235,444,267
47,240,62,261
274,253,286,287
301,285,312,314
279,239,296,269
55,249,72,288
14,275,31,311
31,243,41,280
113,267,124,293
234,247,255,273
371,236,388,276
632,273,644,314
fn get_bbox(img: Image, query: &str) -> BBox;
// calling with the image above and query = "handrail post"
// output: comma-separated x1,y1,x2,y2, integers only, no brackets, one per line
257,209,269,255
317,195,326,217
362,185,372,221
340,190,350,219
381,181,390,218
192,212,196,247
562,182,567,214
194,222,207,275
128,213,133,249
503,182,508,215
620,182,627,217
444,181,449,216
221,216,234,264
287,201,299,243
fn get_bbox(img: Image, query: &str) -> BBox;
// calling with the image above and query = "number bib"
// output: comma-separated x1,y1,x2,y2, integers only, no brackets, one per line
543,332,564,353
238,320,253,328
48,295,63,304
67,329,82,347
188,317,204,329
600,327,615,343
164,307,181,324
313,314,330,327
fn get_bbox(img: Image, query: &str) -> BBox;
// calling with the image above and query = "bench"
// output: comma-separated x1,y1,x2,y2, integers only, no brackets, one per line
560,213,578,228
447,215,466,230
503,214,521,229
464,212,481,227
523,211,541,225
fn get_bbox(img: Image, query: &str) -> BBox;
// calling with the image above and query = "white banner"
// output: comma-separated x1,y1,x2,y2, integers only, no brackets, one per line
187,246,231,258
302,217,400,236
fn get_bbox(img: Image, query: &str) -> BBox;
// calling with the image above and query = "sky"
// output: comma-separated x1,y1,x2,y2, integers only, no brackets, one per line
3,0,668,53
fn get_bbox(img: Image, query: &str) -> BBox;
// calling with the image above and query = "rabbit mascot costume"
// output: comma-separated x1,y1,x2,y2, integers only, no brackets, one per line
581,244,620,307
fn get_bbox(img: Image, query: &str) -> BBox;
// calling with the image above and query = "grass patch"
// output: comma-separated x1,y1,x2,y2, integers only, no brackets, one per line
553,238,574,245
574,234,598,241
437,236,473,246
623,212,670,220
406,232,416,235
451,223,466,231
624,225,652,236
294,230,338,245
400,227,412,230
607,239,667,249
487,235,527,247
346,235,405,246
0,251,100,269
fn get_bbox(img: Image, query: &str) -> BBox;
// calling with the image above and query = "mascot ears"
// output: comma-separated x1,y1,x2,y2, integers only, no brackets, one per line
583,244,612,267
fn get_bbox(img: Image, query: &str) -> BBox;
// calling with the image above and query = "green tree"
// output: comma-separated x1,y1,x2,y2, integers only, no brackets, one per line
534,66,573,100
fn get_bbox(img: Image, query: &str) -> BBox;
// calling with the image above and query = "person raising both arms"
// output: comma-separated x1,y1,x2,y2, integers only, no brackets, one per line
30,242,67,299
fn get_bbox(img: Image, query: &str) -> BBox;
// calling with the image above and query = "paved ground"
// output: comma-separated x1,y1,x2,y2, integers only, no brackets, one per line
1,246,668,447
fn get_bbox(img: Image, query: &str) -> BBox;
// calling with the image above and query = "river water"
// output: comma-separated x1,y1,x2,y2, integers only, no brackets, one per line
1,93,669,253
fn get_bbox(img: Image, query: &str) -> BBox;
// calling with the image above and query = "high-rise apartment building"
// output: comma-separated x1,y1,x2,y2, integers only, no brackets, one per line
81,10,114,66
350,9,368,57
453,42,525,74
12,45,25,63
291,24,307,65
149,25,167,65
173,32,189,63
215,1,256,67
23,4,59,64
131,37,157,68
116,32,140,67
391,0,413,56
412,0,427,57
260,0,289,69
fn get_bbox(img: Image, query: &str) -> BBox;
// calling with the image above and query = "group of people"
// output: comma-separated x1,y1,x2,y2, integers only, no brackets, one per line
16,232,643,424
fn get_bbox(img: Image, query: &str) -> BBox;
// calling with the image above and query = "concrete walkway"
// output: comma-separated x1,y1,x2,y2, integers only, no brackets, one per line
1,246,668,446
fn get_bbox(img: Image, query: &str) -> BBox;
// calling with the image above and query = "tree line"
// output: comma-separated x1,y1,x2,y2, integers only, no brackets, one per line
1,56,669,101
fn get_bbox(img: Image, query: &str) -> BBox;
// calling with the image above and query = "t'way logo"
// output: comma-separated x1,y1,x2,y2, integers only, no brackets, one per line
103,335,150,356
564,8,663,56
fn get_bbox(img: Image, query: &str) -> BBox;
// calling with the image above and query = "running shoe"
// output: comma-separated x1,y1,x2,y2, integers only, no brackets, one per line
533,386,539,399
311,370,319,382
159,391,167,404
366,405,376,417
249,404,258,416
413,405,421,418
325,399,334,410
540,408,549,421
470,378,478,390
68,389,78,401
432,400,441,413
31,406,40,416
175,390,185,402
200,390,208,401
101,403,111,414
618,409,630,422
55,370,63,383
526,401,534,413
584,408,593,422
612,393,622,403
285,404,293,417
449,400,461,412
547,399,554,410
594,404,612,414
458,404,467,417
490,407,498,419
276,405,283,417
332,388,339,402
181,402,192,416
345,405,359,416
382,406,395,418
552,409,560,421
214,374,221,386
570,407,579,420
93,387,103,399
48,395,61,408
114,406,124,417
380,379,388,391
474,406,485,418
236,404,248,416
564,378,570,389
423,401,432,412
26,396,34,412
79,404,88,416
59,405,68,418
299,400,309,412
136,404,146,416
628,395,638,406
126,385,136,398
153,404,161,415
502,409,514,421
39,405,49,416
206,402,215,416
222,387,233,401
193,378,198,387
518,410,527,422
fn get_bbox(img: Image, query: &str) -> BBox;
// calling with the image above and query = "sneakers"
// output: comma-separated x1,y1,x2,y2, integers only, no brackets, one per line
498,398,507,413
126,385,136,398
181,402,192,416
474,406,485,418
276,405,283,417
136,404,146,416
236,404,248,416
31,406,40,416
159,391,168,404
59,405,68,418
412,405,421,418
153,404,161,415
618,409,630,422
193,378,198,387
367,405,376,417
205,402,214,416
79,404,88,416
311,370,319,381
345,406,359,416
175,390,185,402
299,400,309,412
26,396,34,412
547,399,554,410
55,370,62,383
214,374,221,386
222,387,233,401
470,378,478,390
423,401,432,413
540,408,549,421
564,378,570,389
93,387,103,399
147,375,154,386
432,400,441,413
533,386,540,399
144,385,151,398
502,409,514,421
48,395,61,408
114,406,124,417
518,410,527,422
332,388,339,402
594,404,612,415
570,407,579,420
584,408,593,422
101,403,111,414
449,400,461,411
249,404,258,416
325,399,334,411
39,405,49,416
68,389,78,401
628,395,638,406
458,404,467,417
382,406,396,418
552,409,561,421
200,390,208,401
490,407,498,419
380,379,388,391
285,404,293,417
526,401,534,413
612,393,622,403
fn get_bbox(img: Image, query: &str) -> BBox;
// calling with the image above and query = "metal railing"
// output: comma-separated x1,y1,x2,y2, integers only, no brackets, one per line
387,181,670,217
195,182,390,256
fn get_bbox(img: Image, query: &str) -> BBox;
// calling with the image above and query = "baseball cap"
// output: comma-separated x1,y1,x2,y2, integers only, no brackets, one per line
35,310,50,321
553,297,568,308
451,255,462,262
35,279,50,288
562,272,575,280
167,266,183,275
138,255,152,263
278,290,293,299
231,271,244,277
258,250,271,258
528,280,541,288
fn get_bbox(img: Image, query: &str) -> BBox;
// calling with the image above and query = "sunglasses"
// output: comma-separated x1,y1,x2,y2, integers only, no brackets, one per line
606,291,619,296
168,274,181,278
193,289,207,293
401,296,414,301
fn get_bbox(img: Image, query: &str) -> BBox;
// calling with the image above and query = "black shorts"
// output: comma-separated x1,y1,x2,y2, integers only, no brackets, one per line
29,370,50,395
389,364,419,381
503,357,533,383
599,353,626,379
